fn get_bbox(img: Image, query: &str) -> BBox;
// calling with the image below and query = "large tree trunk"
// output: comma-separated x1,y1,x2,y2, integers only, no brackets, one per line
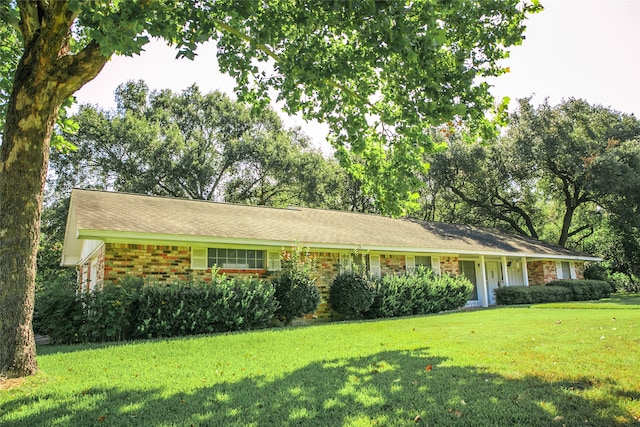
0,1,108,378
0,80,58,378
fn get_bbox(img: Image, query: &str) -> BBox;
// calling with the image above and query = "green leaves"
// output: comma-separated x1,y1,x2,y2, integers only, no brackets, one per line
4,0,536,214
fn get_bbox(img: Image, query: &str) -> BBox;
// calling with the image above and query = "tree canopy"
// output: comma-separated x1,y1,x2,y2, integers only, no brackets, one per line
423,98,640,277
50,81,351,209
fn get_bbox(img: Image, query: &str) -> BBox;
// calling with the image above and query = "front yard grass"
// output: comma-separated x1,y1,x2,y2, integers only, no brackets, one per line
2,297,639,426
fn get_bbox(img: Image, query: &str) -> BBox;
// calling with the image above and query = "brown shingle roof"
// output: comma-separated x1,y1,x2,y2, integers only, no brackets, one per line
65,189,597,260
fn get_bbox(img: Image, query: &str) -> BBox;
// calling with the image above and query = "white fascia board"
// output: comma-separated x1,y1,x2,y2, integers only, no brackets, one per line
77,229,601,262
61,254,81,267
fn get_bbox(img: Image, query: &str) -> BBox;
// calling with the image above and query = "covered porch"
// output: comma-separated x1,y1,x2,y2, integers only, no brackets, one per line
463,256,529,308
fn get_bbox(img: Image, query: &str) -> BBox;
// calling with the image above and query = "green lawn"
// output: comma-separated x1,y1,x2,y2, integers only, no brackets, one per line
2,297,639,426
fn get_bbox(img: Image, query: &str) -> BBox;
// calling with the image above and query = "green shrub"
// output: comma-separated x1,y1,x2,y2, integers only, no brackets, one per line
83,276,143,342
421,271,475,313
546,279,612,301
583,264,639,293
134,276,277,339
366,268,473,318
365,274,413,318
495,286,573,305
329,271,374,318
36,274,277,343
583,264,609,281
609,272,640,293
33,281,85,344
272,245,320,324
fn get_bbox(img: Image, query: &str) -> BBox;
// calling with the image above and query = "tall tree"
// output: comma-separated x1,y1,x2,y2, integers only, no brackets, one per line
0,0,537,377
50,81,347,208
585,139,640,278
425,98,640,248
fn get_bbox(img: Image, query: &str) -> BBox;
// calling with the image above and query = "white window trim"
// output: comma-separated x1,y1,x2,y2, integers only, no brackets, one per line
267,251,282,271
569,262,576,279
369,254,381,277
431,256,441,275
405,255,415,273
339,253,351,273
191,247,208,270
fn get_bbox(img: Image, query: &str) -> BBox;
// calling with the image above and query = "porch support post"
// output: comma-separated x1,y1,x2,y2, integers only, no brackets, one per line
479,255,489,308
501,256,510,287
521,257,529,287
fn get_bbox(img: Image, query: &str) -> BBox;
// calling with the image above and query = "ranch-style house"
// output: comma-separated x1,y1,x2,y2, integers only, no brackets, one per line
61,189,600,318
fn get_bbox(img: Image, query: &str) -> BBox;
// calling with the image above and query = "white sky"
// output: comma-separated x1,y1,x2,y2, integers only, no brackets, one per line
75,0,640,151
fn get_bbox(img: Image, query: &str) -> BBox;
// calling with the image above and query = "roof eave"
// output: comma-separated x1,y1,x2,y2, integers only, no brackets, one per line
76,229,601,262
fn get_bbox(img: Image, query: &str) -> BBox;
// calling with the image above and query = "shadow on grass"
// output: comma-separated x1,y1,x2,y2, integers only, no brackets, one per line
1,348,636,426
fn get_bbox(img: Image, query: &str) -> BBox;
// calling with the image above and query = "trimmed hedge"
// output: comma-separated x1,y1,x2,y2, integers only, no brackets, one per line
495,280,612,305
133,276,277,339
546,279,612,301
366,268,473,318
494,286,573,305
35,275,277,344
329,272,375,318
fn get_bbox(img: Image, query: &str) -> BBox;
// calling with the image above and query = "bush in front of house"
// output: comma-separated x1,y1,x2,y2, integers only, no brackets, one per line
133,276,277,339
36,275,277,343
272,245,320,324
34,276,143,344
83,276,143,342
405,268,474,314
329,271,375,318
495,285,573,305
546,279,612,301
365,273,412,318
33,279,85,344
365,267,473,318
584,264,639,293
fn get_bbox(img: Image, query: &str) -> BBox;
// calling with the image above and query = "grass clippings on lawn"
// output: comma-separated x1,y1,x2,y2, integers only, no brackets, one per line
1,299,639,426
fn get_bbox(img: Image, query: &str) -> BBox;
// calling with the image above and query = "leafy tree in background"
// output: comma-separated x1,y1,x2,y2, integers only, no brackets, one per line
584,139,640,281
423,99,640,288
425,98,640,249
51,81,346,208
507,98,639,246
0,0,537,377
426,133,544,237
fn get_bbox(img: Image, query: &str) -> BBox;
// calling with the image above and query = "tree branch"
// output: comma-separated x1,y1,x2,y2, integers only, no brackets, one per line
17,0,41,45
566,223,593,239
52,40,109,103
449,186,534,238
213,19,371,110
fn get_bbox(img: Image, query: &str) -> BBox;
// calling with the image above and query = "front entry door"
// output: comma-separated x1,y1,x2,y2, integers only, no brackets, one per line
486,261,501,305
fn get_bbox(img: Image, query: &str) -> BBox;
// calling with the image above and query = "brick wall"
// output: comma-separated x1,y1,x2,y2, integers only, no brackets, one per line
309,252,341,320
381,254,405,275
527,260,558,285
440,256,459,275
104,243,196,284
574,262,585,279
103,243,272,284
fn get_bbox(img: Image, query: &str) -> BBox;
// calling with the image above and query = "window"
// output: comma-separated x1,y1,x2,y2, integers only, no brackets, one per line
208,248,265,269
459,260,478,300
406,255,435,274
561,261,571,279
340,253,369,274
557,261,575,279
415,256,432,269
